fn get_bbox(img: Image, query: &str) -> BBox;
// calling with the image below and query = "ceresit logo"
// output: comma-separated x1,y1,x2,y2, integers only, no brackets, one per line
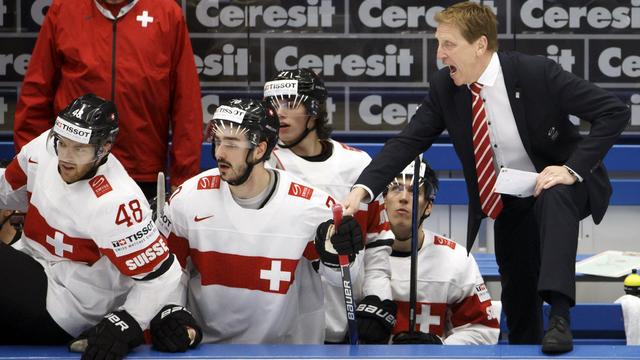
598,47,640,78
29,0,50,27
53,117,92,144
0,1,8,27
194,0,336,29
631,93,640,126
0,53,31,76
263,80,298,97
520,0,640,30
546,45,575,73
359,95,419,126
213,105,246,124
194,43,248,77
357,0,443,28
273,44,414,77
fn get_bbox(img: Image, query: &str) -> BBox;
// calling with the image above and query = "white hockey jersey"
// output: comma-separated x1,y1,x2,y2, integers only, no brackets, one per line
390,230,500,345
270,139,395,342
0,131,184,336
164,168,353,344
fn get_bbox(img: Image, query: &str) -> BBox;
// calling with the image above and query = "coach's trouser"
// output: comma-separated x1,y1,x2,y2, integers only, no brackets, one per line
494,183,589,344
0,242,72,345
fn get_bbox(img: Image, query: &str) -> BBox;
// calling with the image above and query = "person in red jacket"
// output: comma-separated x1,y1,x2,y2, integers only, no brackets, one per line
14,0,202,198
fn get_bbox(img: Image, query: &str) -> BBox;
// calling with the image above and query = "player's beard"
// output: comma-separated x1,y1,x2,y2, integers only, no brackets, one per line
217,158,252,186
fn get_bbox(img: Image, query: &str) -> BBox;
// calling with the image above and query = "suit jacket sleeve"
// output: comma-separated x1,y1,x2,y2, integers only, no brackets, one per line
543,59,629,179
355,88,447,199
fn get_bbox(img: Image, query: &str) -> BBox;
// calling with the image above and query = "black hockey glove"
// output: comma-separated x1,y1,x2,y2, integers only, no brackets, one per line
356,295,397,344
392,331,443,344
150,305,203,352
68,310,144,360
315,216,363,267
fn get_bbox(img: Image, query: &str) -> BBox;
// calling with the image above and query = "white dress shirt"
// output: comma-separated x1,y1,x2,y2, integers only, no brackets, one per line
475,52,537,173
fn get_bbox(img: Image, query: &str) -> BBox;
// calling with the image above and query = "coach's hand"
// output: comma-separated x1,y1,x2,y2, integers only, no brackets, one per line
342,187,369,216
534,165,577,197
69,310,143,360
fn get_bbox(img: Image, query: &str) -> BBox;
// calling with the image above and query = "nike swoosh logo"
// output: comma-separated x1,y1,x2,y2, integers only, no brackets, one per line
28,157,38,164
193,215,214,222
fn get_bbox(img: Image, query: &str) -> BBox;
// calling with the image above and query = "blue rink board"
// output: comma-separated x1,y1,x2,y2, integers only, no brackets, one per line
1,345,639,360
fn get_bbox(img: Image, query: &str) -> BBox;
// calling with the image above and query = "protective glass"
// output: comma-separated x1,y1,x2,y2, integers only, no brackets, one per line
47,131,99,165
387,178,425,197
209,121,253,152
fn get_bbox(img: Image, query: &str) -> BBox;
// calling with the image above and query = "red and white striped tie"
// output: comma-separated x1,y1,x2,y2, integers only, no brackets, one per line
470,82,503,219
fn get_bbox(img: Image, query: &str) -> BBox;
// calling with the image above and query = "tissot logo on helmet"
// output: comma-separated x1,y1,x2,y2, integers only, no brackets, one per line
54,117,93,144
213,105,247,124
263,80,299,97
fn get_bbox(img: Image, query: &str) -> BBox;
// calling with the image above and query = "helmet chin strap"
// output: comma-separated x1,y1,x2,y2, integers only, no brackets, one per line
278,116,316,149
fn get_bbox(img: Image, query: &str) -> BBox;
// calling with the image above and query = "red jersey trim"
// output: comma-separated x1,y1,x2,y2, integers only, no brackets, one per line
191,249,300,295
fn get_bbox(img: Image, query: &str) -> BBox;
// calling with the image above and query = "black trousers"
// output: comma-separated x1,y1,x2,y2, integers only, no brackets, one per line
494,182,589,344
0,243,72,345
137,181,157,203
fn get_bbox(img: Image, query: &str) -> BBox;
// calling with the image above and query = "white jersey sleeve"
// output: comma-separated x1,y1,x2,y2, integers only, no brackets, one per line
84,174,184,329
442,252,500,345
0,132,44,211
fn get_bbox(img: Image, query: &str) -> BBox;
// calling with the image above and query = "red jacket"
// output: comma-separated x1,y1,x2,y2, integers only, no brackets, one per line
14,0,202,187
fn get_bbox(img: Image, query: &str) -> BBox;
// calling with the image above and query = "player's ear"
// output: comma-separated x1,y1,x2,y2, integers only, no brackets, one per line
253,141,267,161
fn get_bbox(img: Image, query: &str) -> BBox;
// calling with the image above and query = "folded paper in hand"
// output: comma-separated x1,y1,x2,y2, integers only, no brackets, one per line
494,168,538,198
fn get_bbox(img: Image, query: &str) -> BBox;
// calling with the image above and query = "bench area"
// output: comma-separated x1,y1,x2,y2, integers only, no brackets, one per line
199,142,640,205
0,141,635,349
2,141,638,207
0,343,637,359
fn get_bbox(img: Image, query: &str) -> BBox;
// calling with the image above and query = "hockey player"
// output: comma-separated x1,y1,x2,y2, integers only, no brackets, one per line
151,98,363,346
263,69,396,344
0,94,184,359
384,161,500,344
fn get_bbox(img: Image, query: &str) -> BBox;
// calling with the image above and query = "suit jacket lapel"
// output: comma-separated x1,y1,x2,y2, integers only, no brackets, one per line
500,52,533,156
454,85,474,152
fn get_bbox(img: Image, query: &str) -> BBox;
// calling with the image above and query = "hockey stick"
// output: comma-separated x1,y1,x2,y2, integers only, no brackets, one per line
157,172,197,344
157,172,165,218
408,156,421,335
333,203,359,345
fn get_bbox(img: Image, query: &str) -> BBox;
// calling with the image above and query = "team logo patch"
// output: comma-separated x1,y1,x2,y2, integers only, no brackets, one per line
197,175,220,190
288,182,313,200
433,235,456,249
475,283,491,303
89,175,113,198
